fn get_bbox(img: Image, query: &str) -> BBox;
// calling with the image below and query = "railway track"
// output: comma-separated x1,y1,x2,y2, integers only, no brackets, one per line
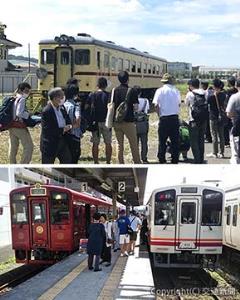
0,264,47,295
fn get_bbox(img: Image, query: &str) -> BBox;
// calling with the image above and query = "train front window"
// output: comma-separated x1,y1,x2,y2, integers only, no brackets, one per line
233,205,238,227
61,51,69,65
41,49,55,64
50,192,69,224
154,190,176,225
32,203,46,223
202,189,223,226
75,49,90,65
11,193,28,224
181,203,195,224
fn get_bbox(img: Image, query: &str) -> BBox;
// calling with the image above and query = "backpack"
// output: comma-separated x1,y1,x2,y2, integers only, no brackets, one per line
179,125,190,152
115,88,131,123
191,92,208,123
83,92,98,132
0,96,16,131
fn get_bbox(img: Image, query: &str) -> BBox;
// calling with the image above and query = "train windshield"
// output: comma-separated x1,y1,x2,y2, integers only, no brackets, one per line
11,193,28,224
154,189,176,225
202,189,223,226
32,203,46,223
50,192,69,224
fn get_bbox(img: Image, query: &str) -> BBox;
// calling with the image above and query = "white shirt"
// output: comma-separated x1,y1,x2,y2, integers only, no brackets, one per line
185,88,206,122
104,221,113,246
13,93,29,120
226,91,240,123
129,215,142,232
53,106,66,128
137,98,150,113
152,84,181,116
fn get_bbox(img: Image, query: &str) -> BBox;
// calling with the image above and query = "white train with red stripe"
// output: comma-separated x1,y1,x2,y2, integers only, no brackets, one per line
146,185,224,268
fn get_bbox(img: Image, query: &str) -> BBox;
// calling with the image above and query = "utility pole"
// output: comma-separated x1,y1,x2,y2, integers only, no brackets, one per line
28,43,30,73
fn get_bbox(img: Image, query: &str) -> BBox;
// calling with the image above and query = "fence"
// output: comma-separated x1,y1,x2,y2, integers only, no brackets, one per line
0,72,38,95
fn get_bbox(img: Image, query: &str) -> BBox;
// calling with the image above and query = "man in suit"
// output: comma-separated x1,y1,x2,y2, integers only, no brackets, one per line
40,87,72,164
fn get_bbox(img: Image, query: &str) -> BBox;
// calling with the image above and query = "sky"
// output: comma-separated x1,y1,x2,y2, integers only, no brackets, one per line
1,0,240,67
143,165,240,204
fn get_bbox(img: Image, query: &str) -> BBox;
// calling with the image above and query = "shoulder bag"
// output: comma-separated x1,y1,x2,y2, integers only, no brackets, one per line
105,88,115,129
215,93,228,127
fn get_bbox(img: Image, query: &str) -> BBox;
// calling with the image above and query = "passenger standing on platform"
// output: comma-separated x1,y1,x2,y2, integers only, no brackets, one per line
8,82,34,164
87,77,112,164
40,87,72,164
226,79,240,164
140,214,148,245
152,73,181,164
64,84,82,163
201,81,212,143
112,215,120,252
117,209,131,257
129,210,142,255
100,214,112,267
185,79,207,163
87,212,106,272
112,71,141,164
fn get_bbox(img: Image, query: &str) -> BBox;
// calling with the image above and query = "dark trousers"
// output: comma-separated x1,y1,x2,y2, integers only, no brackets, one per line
101,245,111,263
42,136,72,164
65,134,81,163
137,133,148,162
205,117,212,142
189,121,206,163
224,119,232,146
88,254,100,270
158,115,179,163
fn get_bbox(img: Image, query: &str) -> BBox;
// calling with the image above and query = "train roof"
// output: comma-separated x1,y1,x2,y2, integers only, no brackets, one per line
39,34,167,63
10,185,112,207
225,185,240,193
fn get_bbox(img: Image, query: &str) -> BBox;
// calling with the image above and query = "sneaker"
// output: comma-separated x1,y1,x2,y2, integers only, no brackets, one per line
105,263,111,267
124,251,129,257
94,268,102,272
120,253,124,257
99,260,104,265
218,153,224,158
206,153,217,158
88,267,93,270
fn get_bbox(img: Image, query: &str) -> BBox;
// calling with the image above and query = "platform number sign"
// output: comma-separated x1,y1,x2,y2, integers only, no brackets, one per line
80,182,88,192
118,181,126,193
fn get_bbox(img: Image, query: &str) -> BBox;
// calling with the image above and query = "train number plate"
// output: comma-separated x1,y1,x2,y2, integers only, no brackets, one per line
179,242,196,249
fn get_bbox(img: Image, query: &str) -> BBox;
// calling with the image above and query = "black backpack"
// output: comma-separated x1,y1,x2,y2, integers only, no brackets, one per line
115,88,131,123
191,92,208,123
0,96,16,131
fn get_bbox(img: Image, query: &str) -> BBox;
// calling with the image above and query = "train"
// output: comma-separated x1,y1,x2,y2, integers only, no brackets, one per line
223,186,240,260
146,184,224,268
10,183,112,264
36,33,168,100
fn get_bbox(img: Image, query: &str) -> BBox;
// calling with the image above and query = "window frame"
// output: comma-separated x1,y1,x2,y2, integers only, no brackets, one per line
75,49,90,65
41,49,55,65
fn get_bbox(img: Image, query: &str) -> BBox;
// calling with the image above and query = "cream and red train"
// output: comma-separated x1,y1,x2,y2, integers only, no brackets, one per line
36,33,167,99
146,185,224,268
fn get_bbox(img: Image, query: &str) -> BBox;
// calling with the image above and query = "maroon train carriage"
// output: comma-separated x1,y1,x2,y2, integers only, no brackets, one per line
10,184,112,264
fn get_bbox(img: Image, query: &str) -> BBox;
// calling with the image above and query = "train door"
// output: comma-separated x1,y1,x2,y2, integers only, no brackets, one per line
230,204,239,247
55,47,73,86
224,205,232,245
30,198,49,248
176,197,200,251
85,204,91,238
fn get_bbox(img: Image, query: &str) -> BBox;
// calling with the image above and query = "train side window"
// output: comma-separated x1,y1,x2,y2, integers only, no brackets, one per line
50,192,70,224
226,206,231,225
41,50,55,65
97,51,101,69
154,190,176,225
111,57,117,71
11,193,28,224
148,64,152,74
104,53,109,68
153,65,156,74
118,58,123,71
181,203,195,224
233,205,238,226
156,65,160,75
143,63,147,74
137,62,142,73
202,189,223,226
75,49,90,65
32,203,46,223
124,59,130,71
61,51,69,65
131,61,136,73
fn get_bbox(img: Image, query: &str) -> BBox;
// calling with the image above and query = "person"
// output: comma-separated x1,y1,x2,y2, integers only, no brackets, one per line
64,84,82,163
112,215,120,252
87,212,106,272
226,79,240,164
112,71,141,164
140,214,148,245
224,77,238,147
129,210,142,255
134,86,150,163
87,77,112,164
8,82,34,164
117,209,131,257
40,87,72,164
201,81,213,143
152,73,181,164
206,79,227,159
100,214,112,267
185,78,207,163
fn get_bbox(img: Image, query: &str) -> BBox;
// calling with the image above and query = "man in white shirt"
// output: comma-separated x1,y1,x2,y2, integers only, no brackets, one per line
129,210,142,255
8,82,34,164
152,73,181,163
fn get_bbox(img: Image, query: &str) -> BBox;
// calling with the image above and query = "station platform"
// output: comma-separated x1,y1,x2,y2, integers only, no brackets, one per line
2,244,155,300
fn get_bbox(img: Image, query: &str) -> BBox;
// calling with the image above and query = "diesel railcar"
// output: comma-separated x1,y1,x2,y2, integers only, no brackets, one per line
36,33,167,100
146,185,224,268
10,184,112,264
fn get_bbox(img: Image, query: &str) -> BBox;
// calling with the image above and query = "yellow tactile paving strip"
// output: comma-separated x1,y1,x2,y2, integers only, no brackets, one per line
38,259,88,300
97,256,128,300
